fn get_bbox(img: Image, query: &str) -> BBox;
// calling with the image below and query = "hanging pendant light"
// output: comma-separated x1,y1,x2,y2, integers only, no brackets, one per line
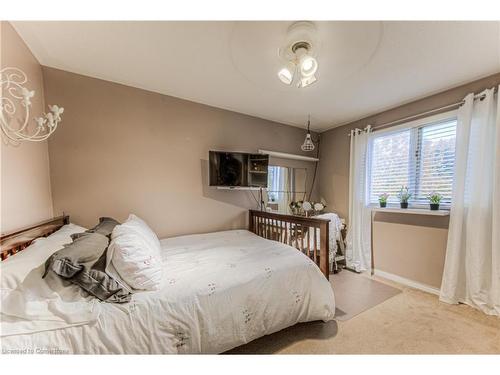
301,115,315,152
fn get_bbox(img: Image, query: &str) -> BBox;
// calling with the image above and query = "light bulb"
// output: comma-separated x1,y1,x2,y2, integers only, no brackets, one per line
277,62,296,85
299,74,317,88
300,54,318,77
302,58,314,72
278,68,292,85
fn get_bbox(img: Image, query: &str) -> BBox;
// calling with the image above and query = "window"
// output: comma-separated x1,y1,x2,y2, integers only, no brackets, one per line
267,166,282,199
367,116,457,207
267,166,292,214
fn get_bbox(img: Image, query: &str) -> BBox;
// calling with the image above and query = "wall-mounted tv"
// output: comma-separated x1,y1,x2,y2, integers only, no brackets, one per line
209,151,269,189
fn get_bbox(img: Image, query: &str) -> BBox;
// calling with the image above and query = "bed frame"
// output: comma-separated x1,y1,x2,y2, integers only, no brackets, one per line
249,210,330,280
1,212,332,281
0,215,70,261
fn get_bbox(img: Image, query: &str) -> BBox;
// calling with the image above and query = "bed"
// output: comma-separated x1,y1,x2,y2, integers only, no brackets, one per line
0,216,335,354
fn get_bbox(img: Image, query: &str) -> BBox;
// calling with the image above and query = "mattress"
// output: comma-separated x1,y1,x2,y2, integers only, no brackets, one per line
1,228,335,354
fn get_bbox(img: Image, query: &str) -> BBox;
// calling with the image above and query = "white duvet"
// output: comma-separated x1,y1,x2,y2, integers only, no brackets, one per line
1,227,335,354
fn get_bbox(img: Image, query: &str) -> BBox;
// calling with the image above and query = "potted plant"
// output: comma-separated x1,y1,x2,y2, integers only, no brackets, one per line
378,193,389,208
398,186,412,209
428,192,443,211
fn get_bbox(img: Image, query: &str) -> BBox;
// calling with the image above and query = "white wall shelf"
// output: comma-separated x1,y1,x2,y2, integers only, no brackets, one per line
258,149,319,162
371,207,450,216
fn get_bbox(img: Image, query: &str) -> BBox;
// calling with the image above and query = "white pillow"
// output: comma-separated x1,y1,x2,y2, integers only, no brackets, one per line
107,214,163,291
125,214,161,253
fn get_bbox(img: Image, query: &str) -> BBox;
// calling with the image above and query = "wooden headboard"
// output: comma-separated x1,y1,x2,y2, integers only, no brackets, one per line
0,215,70,261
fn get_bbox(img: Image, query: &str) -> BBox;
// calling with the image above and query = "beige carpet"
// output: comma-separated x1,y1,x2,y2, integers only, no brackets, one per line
332,270,401,321
227,274,500,354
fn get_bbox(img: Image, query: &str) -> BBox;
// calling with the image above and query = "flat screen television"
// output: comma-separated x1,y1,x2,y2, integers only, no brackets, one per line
209,151,269,188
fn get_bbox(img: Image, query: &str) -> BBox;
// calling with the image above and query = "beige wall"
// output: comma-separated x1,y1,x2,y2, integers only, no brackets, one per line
0,22,53,233
372,213,449,289
43,67,319,238
319,72,500,288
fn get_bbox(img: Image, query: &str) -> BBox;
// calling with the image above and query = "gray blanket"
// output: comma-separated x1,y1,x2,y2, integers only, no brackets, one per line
43,217,131,303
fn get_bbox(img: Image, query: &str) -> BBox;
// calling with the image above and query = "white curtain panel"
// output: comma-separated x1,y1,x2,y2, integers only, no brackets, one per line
345,128,372,272
440,87,500,316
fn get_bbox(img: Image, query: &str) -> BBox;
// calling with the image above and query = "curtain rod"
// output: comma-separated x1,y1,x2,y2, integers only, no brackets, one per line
347,87,497,136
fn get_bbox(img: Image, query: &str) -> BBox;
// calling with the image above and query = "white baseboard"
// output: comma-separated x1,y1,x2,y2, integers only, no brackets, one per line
373,269,441,296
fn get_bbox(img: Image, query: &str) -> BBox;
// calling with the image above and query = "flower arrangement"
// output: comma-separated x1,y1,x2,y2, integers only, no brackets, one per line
289,200,327,215
313,202,326,213
397,186,412,208
428,192,443,210
378,193,389,208
289,201,302,215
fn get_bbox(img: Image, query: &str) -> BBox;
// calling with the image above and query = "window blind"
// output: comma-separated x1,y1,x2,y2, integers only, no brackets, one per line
414,120,457,204
368,118,457,206
368,129,411,204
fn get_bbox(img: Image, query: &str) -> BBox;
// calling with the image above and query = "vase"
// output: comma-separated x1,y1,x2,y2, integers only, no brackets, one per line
430,203,439,211
400,202,408,209
379,202,387,208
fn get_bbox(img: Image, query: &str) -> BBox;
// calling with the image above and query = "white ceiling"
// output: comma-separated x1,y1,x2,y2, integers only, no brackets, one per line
12,21,500,132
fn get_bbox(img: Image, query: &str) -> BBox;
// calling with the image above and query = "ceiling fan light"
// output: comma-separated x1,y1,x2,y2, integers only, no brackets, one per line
277,63,295,85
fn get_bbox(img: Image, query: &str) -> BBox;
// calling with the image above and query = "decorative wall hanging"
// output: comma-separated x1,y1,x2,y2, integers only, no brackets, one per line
0,67,64,145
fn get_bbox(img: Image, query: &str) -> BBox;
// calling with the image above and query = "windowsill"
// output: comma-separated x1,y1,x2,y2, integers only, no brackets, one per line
371,207,450,216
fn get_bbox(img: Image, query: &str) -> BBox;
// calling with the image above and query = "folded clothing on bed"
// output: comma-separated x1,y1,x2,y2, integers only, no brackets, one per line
43,217,132,303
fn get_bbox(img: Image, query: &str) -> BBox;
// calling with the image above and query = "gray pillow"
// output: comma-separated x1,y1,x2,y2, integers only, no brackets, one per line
44,219,131,303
